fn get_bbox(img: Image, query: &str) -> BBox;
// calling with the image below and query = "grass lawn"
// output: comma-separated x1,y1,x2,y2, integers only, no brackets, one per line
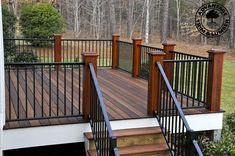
221,60,235,114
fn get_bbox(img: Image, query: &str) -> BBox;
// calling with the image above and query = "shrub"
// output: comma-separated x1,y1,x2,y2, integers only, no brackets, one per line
2,5,17,62
205,113,235,156
14,52,38,63
140,62,149,78
205,128,235,156
2,5,16,38
20,4,65,42
225,112,235,134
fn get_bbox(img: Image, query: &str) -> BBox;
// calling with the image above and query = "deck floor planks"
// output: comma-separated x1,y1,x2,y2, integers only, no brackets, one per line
4,68,209,129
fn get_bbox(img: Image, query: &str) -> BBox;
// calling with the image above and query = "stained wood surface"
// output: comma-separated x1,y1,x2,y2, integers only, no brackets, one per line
4,68,211,130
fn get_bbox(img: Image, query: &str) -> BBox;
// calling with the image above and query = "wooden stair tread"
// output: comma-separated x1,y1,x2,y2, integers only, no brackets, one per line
88,143,169,156
84,127,162,140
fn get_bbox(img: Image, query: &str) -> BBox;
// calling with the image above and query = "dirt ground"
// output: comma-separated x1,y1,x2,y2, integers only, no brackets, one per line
151,38,235,61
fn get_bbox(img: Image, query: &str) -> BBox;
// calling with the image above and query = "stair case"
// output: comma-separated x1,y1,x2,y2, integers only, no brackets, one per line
84,127,171,156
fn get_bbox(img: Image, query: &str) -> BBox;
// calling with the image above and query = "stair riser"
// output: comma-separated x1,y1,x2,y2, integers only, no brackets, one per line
88,134,165,150
120,151,171,156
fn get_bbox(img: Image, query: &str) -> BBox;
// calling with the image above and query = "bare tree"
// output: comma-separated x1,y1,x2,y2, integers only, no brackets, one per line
127,0,134,38
109,0,116,36
161,0,169,43
230,0,235,48
175,0,181,40
145,0,150,44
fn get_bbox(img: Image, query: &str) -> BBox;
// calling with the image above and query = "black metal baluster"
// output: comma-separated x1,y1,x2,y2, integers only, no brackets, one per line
16,67,20,119
49,65,52,116
64,65,67,115
25,67,28,118
71,65,74,115
8,67,11,120
41,65,44,117
33,65,36,118
57,65,59,116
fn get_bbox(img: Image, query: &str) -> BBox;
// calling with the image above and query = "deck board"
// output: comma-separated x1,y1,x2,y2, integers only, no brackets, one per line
4,68,210,130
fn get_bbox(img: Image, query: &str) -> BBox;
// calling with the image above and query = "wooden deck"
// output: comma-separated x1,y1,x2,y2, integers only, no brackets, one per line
4,68,211,130
4,69,149,129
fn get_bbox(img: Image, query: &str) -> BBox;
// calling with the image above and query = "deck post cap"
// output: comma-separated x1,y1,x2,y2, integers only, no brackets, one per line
132,38,142,41
207,49,226,54
162,43,176,46
112,34,120,37
147,51,165,56
54,34,62,36
82,52,99,57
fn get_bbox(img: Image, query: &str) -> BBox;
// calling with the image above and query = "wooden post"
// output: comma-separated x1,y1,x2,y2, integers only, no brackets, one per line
112,34,120,69
54,34,62,62
147,51,165,115
132,38,142,78
82,52,99,121
207,49,226,112
162,43,176,81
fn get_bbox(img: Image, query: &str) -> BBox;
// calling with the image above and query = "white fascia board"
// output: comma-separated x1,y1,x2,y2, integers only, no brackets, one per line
2,112,223,150
3,123,91,150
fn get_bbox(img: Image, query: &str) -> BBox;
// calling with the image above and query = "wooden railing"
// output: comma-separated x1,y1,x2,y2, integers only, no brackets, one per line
5,62,84,122
89,63,119,156
155,62,203,156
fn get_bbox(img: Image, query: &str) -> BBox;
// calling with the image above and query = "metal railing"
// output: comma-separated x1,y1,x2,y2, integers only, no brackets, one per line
155,62,203,156
192,140,204,156
163,59,210,109
171,51,208,60
62,39,112,67
4,38,55,63
117,40,133,73
89,63,119,156
4,38,112,67
5,62,84,122
139,44,163,79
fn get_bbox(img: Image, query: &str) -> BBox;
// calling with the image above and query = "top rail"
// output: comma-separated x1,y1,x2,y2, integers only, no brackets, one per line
139,44,163,51
5,62,85,66
171,50,209,60
62,38,112,41
117,40,133,45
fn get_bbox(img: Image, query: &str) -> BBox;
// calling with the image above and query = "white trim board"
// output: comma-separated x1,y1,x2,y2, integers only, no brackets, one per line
3,112,223,150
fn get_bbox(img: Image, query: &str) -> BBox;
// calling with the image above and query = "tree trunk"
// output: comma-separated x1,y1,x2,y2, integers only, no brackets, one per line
109,0,116,36
175,0,181,40
127,0,134,38
230,0,235,48
145,0,150,44
161,0,169,43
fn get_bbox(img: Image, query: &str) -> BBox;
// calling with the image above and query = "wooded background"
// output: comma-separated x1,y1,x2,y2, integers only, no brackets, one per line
3,0,235,48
